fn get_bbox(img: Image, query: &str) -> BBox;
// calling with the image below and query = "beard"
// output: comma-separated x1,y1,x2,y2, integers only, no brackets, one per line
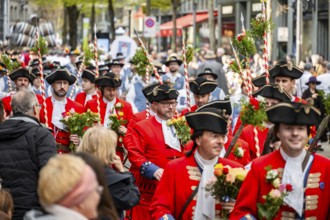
53,89,67,97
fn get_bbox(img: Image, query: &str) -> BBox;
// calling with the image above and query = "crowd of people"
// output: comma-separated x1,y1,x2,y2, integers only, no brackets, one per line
0,45,329,220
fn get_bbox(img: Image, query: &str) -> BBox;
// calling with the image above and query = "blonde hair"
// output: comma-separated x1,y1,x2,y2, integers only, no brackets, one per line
38,154,87,206
77,126,118,165
0,189,13,218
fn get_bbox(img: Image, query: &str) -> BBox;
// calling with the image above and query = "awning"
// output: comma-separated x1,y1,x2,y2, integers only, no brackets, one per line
159,12,217,37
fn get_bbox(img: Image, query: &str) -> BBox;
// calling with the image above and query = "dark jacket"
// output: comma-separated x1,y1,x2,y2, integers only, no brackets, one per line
0,114,57,220
104,166,140,220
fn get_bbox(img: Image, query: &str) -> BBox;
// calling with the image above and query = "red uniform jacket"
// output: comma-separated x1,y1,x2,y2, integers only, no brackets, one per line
39,97,84,152
85,96,133,125
226,134,251,166
180,105,198,116
75,91,98,106
231,150,330,220
2,93,43,117
127,110,147,129
150,153,243,220
240,125,269,160
123,116,184,220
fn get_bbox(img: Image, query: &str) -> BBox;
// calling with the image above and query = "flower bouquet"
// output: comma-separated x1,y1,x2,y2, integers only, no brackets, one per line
257,166,293,220
207,163,248,219
166,116,191,146
232,31,256,59
240,96,267,127
108,102,127,143
250,13,273,40
60,109,101,151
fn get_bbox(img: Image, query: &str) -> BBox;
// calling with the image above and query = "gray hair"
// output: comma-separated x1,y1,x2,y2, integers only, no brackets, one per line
11,90,38,115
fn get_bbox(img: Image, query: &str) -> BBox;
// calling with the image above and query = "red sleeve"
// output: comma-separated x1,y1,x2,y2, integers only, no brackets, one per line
123,101,133,122
124,124,148,168
75,92,85,106
150,161,176,220
230,161,260,219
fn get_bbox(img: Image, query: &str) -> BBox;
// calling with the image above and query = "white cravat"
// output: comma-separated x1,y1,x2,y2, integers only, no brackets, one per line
51,97,67,130
280,148,307,217
84,91,97,105
194,150,218,220
155,115,181,152
103,97,116,128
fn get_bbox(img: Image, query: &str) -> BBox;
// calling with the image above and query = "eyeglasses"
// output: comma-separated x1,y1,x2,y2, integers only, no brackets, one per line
159,101,178,107
95,185,104,195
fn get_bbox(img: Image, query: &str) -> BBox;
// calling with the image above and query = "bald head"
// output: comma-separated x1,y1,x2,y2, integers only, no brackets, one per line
11,90,38,115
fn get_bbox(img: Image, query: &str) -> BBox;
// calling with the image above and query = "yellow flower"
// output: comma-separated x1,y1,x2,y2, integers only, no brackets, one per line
166,120,172,126
272,178,280,188
214,163,224,177
118,111,124,117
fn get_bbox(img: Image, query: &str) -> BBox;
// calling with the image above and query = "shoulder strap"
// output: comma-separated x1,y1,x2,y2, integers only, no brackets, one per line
177,182,200,220
302,151,311,172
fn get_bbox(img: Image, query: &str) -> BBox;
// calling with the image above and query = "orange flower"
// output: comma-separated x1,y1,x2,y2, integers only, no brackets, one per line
118,111,124,117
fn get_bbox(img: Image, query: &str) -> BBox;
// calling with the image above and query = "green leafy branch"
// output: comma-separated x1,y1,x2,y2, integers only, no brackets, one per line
31,36,49,56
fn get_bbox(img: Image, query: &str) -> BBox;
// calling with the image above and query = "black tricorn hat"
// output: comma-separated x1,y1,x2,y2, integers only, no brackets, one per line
252,73,275,87
148,84,179,102
197,68,218,80
108,60,124,67
269,61,303,80
9,68,35,83
252,84,292,102
165,53,183,66
113,52,126,61
45,67,77,85
186,107,228,134
99,64,109,72
189,77,217,95
266,102,321,126
196,99,232,116
95,72,122,88
142,82,161,103
81,69,96,83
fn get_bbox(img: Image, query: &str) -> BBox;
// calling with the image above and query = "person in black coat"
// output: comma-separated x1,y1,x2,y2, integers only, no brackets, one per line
0,90,57,220
77,126,140,220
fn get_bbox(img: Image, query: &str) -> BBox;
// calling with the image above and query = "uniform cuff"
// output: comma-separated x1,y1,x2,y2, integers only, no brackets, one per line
240,214,257,220
159,214,175,220
140,161,159,179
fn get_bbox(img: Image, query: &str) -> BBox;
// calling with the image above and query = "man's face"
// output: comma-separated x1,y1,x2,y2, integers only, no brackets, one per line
103,87,118,101
52,80,69,97
276,123,308,157
82,78,94,92
33,76,41,88
155,99,177,120
275,76,295,94
169,62,179,73
70,55,76,63
15,77,30,91
196,131,226,160
194,94,210,108
111,65,122,76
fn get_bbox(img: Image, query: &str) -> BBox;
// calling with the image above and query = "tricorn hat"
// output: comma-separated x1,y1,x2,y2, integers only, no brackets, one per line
186,107,228,134
266,102,321,126
189,77,217,95
148,84,179,102
196,99,232,116
252,73,274,87
81,69,96,83
45,67,77,85
142,82,161,103
165,53,183,66
9,68,35,83
252,84,292,102
107,60,124,68
95,72,122,88
269,61,303,80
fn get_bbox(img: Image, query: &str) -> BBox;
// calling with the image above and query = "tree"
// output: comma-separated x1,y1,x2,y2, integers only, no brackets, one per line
108,0,116,42
171,0,179,51
208,0,215,52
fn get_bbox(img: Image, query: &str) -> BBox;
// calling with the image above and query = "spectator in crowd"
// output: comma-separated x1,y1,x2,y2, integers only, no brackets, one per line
0,90,57,220
296,62,313,97
74,152,120,220
0,181,14,220
0,100,5,123
317,62,330,95
162,54,184,90
77,126,140,219
24,154,102,220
